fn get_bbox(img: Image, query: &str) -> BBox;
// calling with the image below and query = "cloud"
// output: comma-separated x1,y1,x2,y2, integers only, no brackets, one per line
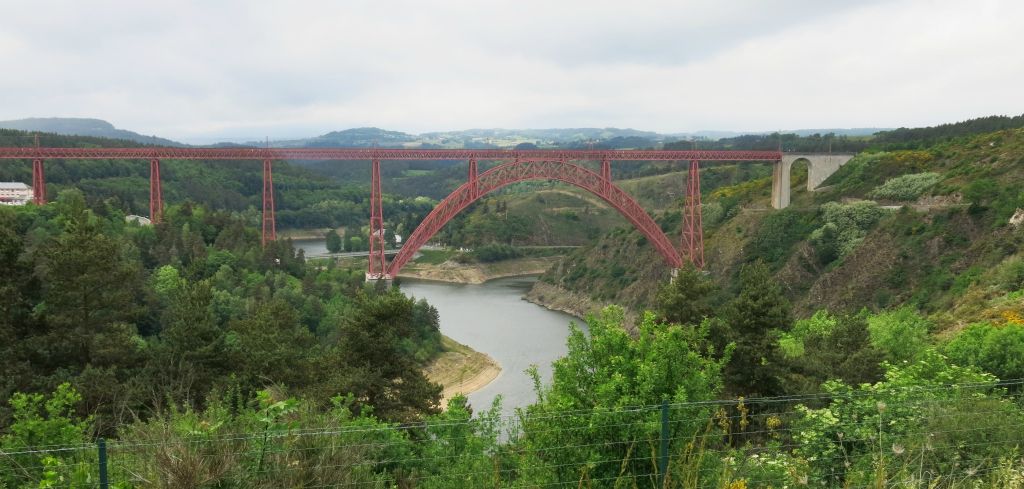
0,0,1021,142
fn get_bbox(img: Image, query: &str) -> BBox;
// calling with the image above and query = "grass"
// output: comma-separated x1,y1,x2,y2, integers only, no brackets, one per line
413,249,458,265
401,169,435,177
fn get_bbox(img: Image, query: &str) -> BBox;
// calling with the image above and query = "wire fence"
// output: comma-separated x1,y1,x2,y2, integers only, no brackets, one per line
2,380,1023,488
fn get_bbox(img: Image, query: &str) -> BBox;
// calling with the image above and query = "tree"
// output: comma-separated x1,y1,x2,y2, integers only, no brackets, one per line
655,262,715,325
325,229,342,253
227,299,316,393
0,383,91,489
34,198,142,368
146,280,228,407
866,306,931,363
780,312,886,394
518,307,727,484
944,322,1024,381
0,208,34,420
319,288,442,421
720,260,793,397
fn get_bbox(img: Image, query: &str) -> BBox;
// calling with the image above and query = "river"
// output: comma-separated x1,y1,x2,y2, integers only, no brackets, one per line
401,277,585,416
294,239,584,415
293,238,329,256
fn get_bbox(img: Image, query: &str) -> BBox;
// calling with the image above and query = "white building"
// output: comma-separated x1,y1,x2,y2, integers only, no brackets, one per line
0,182,32,206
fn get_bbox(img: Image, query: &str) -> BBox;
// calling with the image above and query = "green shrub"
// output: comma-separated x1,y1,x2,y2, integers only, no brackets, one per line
821,200,886,232
793,349,1003,487
944,322,1024,380
0,384,92,489
808,222,840,265
868,172,941,201
866,307,931,363
325,229,342,253
702,201,725,227
779,310,838,358
471,243,522,262
809,201,887,263
747,209,815,268
994,255,1024,292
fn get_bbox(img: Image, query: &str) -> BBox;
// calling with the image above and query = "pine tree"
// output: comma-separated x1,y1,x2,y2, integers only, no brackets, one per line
146,280,228,406
35,198,143,367
322,289,442,420
655,262,715,326
721,260,793,397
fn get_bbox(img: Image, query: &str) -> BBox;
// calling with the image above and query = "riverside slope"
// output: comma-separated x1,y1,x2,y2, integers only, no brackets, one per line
396,256,562,284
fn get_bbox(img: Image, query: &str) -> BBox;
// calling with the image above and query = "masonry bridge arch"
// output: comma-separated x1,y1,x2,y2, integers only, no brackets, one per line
771,153,855,209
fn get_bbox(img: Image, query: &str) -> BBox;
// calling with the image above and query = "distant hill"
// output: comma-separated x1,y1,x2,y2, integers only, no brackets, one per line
265,126,891,150
0,118,184,146
264,127,419,148
262,127,670,149
0,119,898,150
668,128,889,140
424,127,667,145
873,114,1024,149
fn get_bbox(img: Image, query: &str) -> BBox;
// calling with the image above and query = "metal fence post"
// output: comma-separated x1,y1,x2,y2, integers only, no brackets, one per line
659,400,669,487
97,438,109,489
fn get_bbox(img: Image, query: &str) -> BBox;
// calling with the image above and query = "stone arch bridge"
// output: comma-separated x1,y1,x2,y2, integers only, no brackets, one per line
771,153,856,209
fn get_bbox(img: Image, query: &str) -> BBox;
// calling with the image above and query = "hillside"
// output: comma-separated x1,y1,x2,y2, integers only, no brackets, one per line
0,117,183,146
0,129,435,242
427,161,776,249
534,127,1024,329
265,127,420,148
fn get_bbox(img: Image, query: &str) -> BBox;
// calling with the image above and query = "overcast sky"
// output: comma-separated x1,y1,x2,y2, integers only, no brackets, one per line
1,0,1022,143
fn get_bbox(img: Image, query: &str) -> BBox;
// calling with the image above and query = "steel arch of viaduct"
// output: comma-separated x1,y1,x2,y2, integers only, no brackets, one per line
387,159,683,277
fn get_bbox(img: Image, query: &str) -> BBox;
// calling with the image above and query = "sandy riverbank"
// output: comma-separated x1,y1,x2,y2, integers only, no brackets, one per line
424,336,502,406
397,256,562,284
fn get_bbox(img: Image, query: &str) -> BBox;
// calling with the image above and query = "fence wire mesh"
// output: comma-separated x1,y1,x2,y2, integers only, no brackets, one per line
1,379,1022,488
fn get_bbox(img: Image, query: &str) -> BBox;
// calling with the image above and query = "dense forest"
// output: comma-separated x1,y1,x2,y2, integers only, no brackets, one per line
662,114,1024,153
0,194,445,436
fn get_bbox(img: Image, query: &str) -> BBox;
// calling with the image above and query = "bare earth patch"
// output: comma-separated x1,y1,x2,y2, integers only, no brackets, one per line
398,256,562,284
424,336,501,406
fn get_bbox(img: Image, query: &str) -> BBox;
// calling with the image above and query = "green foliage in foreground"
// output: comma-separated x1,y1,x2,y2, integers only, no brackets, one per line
944,321,1024,381
519,307,728,485
0,193,444,435
2,257,1023,489
793,349,1019,487
866,306,933,363
5,326,1024,488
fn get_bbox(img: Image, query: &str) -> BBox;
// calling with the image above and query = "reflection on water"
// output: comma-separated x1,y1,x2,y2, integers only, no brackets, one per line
401,276,586,417
293,238,328,256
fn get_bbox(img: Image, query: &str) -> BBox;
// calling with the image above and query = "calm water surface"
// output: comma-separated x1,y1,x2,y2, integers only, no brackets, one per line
401,277,586,416
294,237,584,416
293,238,329,256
